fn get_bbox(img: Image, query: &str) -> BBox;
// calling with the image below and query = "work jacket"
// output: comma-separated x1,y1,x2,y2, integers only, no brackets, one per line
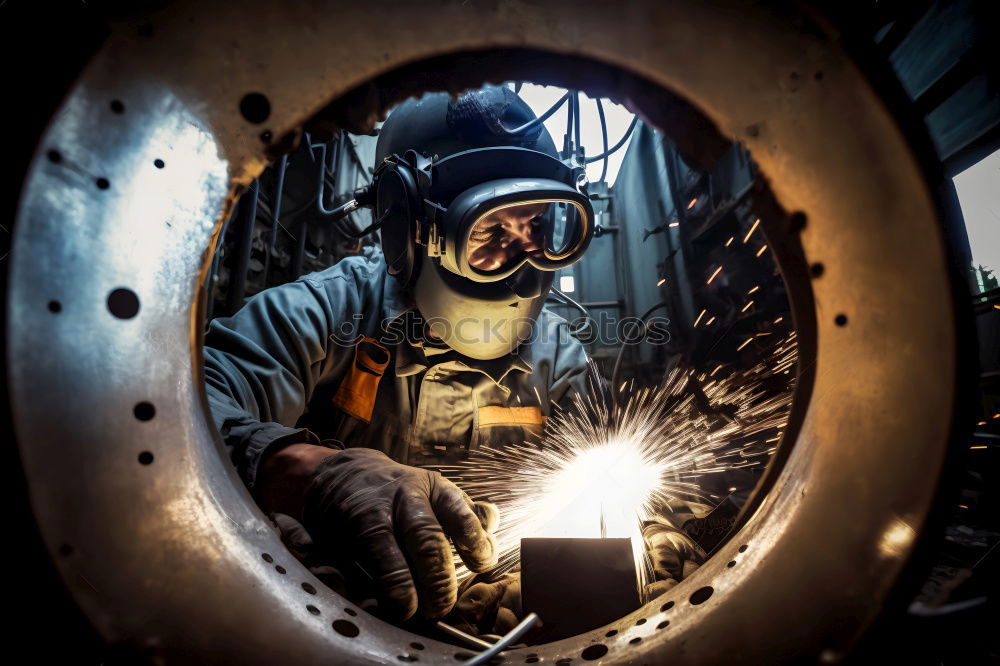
204,248,590,491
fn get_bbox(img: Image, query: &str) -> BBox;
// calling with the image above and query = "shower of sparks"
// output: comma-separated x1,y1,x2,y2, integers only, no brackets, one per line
439,338,798,592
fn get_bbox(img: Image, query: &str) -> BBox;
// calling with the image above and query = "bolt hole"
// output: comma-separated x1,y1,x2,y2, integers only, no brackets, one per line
301,582,317,595
275,565,286,574
110,100,125,114
789,211,807,232
556,659,571,665
605,629,618,637
138,451,154,465
629,637,642,645
738,544,748,553
454,653,473,661
133,402,156,421
525,659,539,664
332,619,359,638
635,618,646,625
835,314,848,326
398,656,418,663
261,553,273,563
260,130,273,143
814,70,824,81
58,544,73,557
96,177,110,190
48,300,62,313
344,608,357,616
47,149,62,163
239,92,271,124
581,644,608,661
153,158,165,169
306,605,320,616
410,643,424,651
809,262,825,278
727,560,736,568
660,601,674,612
657,620,670,630
107,288,140,319
690,586,714,605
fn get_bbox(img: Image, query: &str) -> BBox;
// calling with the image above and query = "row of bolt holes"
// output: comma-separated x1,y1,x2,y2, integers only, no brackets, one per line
252,543,743,664
552,543,751,663
44,98,164,464
43,94,820,662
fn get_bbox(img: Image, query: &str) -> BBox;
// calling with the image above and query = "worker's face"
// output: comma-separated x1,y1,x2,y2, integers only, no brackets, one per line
466,202,550,273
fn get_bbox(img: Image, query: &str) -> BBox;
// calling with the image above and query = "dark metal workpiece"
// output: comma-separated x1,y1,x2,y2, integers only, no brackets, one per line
7,1,958,664
521,538,640,641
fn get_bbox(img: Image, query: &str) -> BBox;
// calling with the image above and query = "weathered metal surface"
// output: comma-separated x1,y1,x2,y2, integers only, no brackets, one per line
7,1,956,663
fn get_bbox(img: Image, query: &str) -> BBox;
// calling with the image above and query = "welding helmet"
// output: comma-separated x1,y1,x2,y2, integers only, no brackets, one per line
371,86,595,359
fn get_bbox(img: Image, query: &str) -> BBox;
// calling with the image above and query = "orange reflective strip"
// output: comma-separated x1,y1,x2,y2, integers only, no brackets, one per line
332,337,390,424
478,405,545,427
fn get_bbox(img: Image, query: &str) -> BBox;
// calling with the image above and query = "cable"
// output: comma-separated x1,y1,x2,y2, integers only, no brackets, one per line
573,90,582,161
503,91,570,135
550,286,593,335
595,97,609,182
610,300,670,398
585,114,638,164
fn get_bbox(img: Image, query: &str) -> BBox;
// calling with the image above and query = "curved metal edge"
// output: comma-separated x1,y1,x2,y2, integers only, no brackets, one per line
7,1,956,664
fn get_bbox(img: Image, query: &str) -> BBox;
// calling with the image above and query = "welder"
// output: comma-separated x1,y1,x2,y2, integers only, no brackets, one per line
204,85,703,632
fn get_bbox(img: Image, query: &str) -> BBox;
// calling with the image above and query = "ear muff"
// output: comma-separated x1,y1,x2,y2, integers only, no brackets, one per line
374,159,422,287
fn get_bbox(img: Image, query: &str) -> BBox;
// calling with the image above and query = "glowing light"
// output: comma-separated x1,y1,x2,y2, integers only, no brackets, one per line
687,197,698,209
736,337,753,351
710,364,724,376
693,309,707,327
743,218,760,243
559,275,576,293
774,316,783,324
705,316,716,325
995,304,1000,310
669,222,680,227
878,519,914,558
707,266,723,284
657,277,667,286
959,504,969,509
442,343,798,591
724,236,734,247
978,421,987,426
756,244,768,257
741,301,754,313
747,286,759,295
970,445,987,450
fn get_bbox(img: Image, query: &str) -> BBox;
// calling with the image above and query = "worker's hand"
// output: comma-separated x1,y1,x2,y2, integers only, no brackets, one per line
642,522,705,600
302,448,499,621
449,571,522,637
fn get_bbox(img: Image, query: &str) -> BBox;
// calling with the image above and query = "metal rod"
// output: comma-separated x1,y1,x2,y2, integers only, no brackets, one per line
434,621,494,650
464,613,541,666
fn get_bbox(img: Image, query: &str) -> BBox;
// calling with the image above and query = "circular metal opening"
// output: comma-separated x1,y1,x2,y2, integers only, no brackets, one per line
8,2,955,663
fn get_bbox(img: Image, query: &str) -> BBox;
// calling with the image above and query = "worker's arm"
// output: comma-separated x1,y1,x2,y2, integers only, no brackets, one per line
204,264,368,490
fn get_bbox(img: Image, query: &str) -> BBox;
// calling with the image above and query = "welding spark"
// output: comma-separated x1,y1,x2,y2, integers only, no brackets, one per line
440,340,798,592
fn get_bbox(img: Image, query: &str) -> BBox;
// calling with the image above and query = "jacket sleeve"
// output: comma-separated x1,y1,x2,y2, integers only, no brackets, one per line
204,265,370,490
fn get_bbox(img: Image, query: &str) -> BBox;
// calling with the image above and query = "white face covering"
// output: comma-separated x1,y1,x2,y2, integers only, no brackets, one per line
413,258,550,360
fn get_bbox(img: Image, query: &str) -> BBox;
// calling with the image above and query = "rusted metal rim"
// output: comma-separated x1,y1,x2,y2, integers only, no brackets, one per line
7,1,956,663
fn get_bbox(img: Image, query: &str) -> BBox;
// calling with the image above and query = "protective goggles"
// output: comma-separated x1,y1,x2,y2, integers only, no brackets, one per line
424,148,595,283
437,178,593,282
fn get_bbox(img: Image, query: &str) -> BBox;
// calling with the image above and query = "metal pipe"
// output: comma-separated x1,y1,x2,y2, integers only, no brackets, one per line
262,155,288,286
226,181,259,315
